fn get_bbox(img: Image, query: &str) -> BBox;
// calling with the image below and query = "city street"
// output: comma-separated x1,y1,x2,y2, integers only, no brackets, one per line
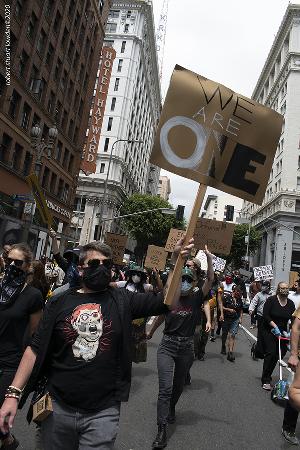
13,316,294,450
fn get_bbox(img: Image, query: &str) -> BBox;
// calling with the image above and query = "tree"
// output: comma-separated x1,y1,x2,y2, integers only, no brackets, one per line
224,224,261,268
120,194,184,260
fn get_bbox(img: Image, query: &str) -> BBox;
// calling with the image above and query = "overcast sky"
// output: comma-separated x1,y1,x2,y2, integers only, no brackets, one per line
151,0,295,217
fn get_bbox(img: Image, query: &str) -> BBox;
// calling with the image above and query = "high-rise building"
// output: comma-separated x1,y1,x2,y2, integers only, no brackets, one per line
0,0,111,255
158,175,171,201
241,4,300,284
201,193,243,223
75,0,161,245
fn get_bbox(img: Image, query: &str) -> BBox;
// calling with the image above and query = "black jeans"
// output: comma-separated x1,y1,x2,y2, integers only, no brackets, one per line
283,400,299,433
157,335,194,425
194,313,208,358
261,330,287,384
0,368,16,440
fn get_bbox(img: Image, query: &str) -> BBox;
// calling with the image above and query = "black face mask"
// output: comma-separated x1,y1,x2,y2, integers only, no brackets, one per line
82,264,111,292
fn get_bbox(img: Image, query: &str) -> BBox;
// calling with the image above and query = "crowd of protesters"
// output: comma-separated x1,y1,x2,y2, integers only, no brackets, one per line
1,233,300,448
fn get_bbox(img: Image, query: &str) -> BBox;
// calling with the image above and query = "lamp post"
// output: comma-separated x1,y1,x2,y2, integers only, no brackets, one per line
96,138,143,241
30,123,58,180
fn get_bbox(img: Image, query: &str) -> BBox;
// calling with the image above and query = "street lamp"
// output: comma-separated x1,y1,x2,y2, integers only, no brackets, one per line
96,138,144,240
30,123,58,179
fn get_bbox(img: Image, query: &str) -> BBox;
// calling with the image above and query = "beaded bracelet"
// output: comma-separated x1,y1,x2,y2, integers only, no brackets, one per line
8,385,22,394
5,393,21,401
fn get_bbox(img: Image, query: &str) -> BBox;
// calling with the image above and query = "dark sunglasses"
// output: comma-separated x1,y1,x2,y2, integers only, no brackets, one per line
6,258,24,267
86,258,113,269
182,276,193,283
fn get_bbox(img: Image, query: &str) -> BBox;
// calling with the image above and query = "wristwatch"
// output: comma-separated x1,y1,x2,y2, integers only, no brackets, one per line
168,262,176,270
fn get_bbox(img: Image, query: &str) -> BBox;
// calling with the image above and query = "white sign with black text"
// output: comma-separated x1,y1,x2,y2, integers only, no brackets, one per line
253,265,273,281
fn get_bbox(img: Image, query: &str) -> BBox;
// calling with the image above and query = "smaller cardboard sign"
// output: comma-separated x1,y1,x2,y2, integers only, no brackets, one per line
193,218,235,255
253,265,273,281
165,228,186,252
144,245,168,271
105,232,128,265
196,251,226,272
239,268,252,278
26,174,53,227
289,271,299,288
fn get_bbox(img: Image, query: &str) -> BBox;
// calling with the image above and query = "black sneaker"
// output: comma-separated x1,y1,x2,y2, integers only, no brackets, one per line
210,336,216,342
282,428,299,445
227,352,235,362
152,425,167,449
221,346,226,355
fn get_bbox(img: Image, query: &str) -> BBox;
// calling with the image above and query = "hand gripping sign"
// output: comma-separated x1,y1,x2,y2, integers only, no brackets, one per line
150,65,283,304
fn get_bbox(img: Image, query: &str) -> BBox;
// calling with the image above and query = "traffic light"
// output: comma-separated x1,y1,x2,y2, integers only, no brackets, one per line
176,205,185,222
225,205,234,221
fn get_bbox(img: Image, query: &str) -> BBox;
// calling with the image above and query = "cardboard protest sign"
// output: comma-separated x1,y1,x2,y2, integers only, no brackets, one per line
193,218,235,255
26,174,53,227
253,265,273,281
165,228,186,252
144,245,168,271
150,65,283,205
289,271,299,288
105,232,128,265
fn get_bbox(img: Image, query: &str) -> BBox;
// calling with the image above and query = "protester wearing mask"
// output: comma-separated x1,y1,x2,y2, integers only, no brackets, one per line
48,228,81,289
0,244,43,449
112,266,153,363
222,274,234,294
289,280,300,310
249,280,271,359
261,282,295,390
147,246,213,449
221,285,243,362
0,238,194,450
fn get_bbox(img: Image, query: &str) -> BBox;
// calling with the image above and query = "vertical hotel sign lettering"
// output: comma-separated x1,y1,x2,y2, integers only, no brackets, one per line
81,47,116,175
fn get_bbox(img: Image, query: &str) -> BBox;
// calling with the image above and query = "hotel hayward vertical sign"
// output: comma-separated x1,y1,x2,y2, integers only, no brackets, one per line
80,47,116,175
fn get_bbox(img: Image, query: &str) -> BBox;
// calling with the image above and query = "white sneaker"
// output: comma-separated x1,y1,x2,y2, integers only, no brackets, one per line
262,383,272,391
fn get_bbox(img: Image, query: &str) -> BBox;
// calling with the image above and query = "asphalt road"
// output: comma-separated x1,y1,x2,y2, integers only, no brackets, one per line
12,316,296,450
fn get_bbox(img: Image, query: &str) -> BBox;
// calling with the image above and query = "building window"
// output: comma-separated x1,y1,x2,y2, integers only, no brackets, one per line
68,40,75,61
121,41,126,53
53,9,62,34
37,29,47,54
68,120,74,139
55,141,62,162
105,40,114,48
117,59,123,72
98,0,104,15
8,89,21,119
104,138,109,152
109,10,120,18
61,110,68,131
45,43,54,67
42,167,50,189
74,196,86,212
114,78,120,91
18,49,29,78
23,151,32,176
68,79,74,99
100,163,105,173
27,11,38,40
50,173,57,192
45,0,53,19
111,97,116,111
124,24,129,33
68,154,74,172
12,143,23,171
20,102,31,130
54,59,62,81
0,74,6,96
107,117,113,131
63,149,70,168
127,11,132,18
0,133,12,163
32,113,41,127
47,91,55,114
106,23,117,33
15,0,25,20
57,179,64,200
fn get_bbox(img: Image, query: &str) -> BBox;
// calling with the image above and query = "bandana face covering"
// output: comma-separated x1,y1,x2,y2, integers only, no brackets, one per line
0,265,27,308
278,288,289,296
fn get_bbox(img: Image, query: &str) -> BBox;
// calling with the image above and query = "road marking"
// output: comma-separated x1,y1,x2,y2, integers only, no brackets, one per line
239,324,257,342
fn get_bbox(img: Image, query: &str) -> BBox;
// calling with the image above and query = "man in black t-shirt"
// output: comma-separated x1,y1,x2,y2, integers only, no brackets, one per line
147,247,213,449
0,238,193,450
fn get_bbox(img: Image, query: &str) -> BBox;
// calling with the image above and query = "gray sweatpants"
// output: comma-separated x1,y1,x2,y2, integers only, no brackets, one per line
41,398,120,450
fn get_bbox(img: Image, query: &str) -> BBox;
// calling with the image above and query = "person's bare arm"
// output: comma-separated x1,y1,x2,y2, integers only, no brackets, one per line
29,310,43,336
203,301,211,332
0,347,37,433
201,246,214,297
217,290,224,321
288,317,300,372
48,228,59,254
147,315,165,339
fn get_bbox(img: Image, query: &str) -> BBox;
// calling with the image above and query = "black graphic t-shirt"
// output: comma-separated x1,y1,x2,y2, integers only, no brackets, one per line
223,294,243,320
164,290,205,337
0,285,43,369
47,291,122,413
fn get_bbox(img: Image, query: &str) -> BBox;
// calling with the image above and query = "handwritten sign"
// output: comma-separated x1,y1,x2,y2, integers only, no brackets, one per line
150,65,283,205
253,265,273,281
165,228,185,252
105,232,128,265
193,218,235,255
144,245,168,271
196,250,226,272
26,174,53,227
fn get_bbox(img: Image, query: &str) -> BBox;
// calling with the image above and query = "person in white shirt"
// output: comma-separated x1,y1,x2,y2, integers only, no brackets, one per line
288,280,300,310
222,274,234,294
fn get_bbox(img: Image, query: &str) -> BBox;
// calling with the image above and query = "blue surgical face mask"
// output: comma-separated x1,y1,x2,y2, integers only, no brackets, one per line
181,280,192,295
